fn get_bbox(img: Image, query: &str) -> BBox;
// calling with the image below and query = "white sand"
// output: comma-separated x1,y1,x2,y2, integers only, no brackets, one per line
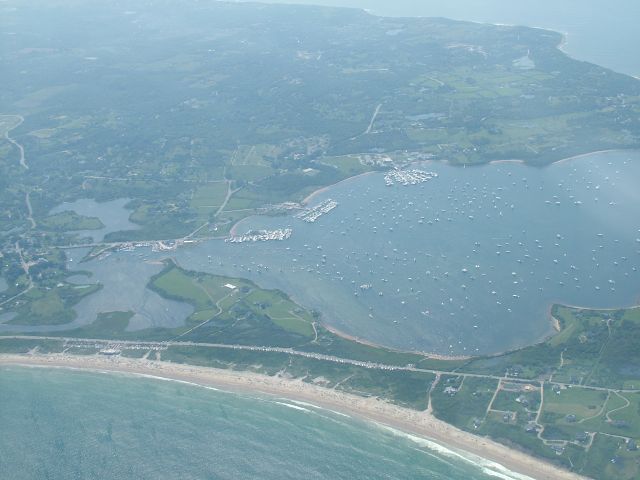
0,353,587,480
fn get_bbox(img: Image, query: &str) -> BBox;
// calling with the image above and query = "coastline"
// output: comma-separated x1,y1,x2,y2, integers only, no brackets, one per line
488,159,526,165
0,353,587,480
301,170,377,205
226,148,637,238
322,323,471,361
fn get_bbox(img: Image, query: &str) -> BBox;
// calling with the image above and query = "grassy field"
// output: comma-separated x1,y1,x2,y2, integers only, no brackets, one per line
40,211,104,232
148,261,317,344
430,375,498,430
190,183,229,218
542,384,609,420
3,283,101,326
319,155,373,177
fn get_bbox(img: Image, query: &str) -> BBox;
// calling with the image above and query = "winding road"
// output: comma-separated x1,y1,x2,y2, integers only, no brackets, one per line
2,115,28,170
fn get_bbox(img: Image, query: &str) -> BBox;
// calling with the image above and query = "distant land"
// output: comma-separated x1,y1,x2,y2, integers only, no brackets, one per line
1,1,639,479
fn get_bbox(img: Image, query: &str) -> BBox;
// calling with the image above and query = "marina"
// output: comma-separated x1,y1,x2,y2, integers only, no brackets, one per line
174,150,640,355
226,228,293,243
14,151,640,356
295,199,339,222
384,169,438,186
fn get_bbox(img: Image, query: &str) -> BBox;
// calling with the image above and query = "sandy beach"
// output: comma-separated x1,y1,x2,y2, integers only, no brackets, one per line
0,353,587,480
322,323,471,361
301,171,376,204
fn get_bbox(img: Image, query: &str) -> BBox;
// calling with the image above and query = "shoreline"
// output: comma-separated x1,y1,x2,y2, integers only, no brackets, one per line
0,353,587,480
226,148,636,238
301,170,376,205
321,323,471,361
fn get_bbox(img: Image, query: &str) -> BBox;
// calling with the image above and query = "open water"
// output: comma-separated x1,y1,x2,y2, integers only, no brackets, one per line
7,152,640,355
0,366,532,480
5,3,640,478
176,151,640,355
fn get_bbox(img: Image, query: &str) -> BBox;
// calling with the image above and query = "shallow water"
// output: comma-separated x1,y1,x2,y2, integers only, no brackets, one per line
49,198,139,242
173,151,640,355
0,366,532,480
7,152,639,355
0,251,192,333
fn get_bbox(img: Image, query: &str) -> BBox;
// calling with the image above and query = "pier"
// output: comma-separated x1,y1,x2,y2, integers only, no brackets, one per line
384,169,438,186
296,199,339,222
226,228,292,243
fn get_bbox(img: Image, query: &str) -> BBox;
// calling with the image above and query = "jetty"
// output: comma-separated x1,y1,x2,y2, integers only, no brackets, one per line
226,228,292,243
296,199,338,222
384,169,438,186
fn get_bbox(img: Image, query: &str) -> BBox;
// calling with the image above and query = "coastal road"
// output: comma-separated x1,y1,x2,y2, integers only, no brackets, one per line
3,334,640,396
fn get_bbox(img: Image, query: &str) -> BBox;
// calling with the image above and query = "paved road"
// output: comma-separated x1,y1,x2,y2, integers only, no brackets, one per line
2,334,639,394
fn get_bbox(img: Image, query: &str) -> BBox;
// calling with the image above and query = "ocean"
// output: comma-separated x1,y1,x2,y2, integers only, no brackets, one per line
0,366,530,480
4,2,639,478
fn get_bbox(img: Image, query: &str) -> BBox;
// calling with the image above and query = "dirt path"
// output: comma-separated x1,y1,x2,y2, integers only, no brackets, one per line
215,180,241,218
25,190,36,228
605,391,631,421
426,373,441,414
364,103,382,134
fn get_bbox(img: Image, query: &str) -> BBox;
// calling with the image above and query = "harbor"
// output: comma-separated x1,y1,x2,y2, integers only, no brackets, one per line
295,199,339,222
26,150,640,356
384,169,438,186
172,150,640,356
226,228,293,243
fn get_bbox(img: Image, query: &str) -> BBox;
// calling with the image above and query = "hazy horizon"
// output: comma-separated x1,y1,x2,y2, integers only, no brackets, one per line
246,0,640,77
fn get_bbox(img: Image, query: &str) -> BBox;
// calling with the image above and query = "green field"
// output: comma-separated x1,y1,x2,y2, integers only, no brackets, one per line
190,183,229,217
148,261,317,343
40,211,104,232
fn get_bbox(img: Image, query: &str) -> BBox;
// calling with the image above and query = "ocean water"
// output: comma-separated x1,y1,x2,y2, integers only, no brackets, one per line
4,4,638,479
0,366,530,480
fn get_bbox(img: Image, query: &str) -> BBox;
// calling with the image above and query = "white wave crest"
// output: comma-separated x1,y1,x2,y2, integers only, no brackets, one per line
376,424,535,480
